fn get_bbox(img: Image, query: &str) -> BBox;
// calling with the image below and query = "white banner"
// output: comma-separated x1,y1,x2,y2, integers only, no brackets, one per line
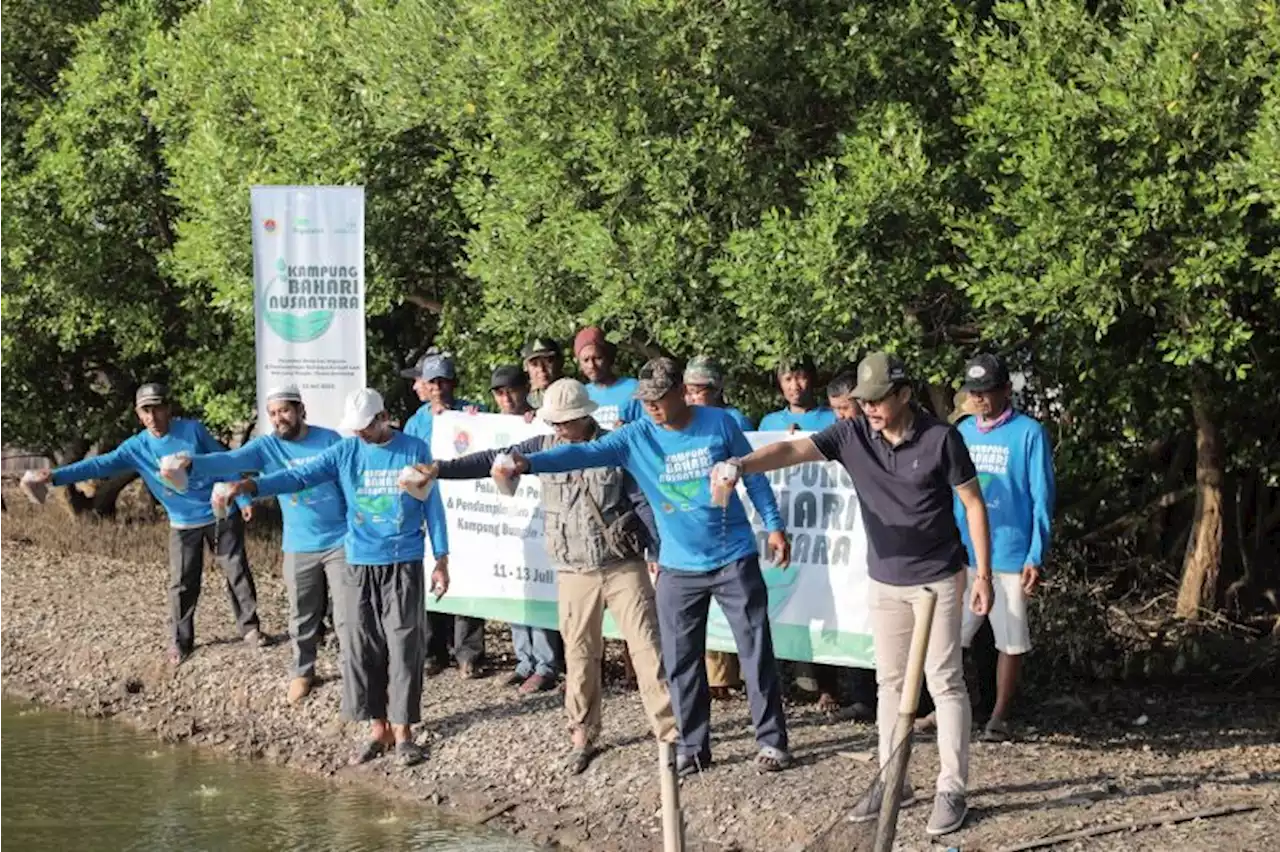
429,413,874,667
250,186,366,432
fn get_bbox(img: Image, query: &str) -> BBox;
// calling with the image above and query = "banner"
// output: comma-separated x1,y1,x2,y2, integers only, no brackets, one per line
429,413,874,667
250,186,366,432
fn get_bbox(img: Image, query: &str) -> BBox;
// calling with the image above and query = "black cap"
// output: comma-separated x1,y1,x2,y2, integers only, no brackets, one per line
521,337,562,360
961,354,1010,393
135,382,169,407
490,365,530,390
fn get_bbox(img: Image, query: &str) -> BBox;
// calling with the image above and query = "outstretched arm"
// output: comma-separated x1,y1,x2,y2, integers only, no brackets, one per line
737,437,824,476
436,437,545,480
50,443,136,487
522,429,629,475
252,443,344,498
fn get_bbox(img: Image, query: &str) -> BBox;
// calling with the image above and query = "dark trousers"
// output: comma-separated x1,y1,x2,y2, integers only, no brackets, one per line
655,555,788,760
424,611,485,666
167,515,260,653
338,561,425,724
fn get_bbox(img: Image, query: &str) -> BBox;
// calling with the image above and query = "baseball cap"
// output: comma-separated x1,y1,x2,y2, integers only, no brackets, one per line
684,356,723,388
338,388,385,432
961,354,1010,393
634,357,682,402
265,384,303,404
135,383,169,407
851,352,909,401
400,349,456,381
521,336,562,361
490,365,529,390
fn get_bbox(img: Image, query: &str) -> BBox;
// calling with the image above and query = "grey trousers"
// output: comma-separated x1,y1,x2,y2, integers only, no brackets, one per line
283,547,348,678
167,515,260,653
424,611,486,666
655,555,788,760
337,560,425,725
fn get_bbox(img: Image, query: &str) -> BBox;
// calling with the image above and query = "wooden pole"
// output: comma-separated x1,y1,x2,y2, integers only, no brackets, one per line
873,587,938,852
659,739,686,852
998,803,1259,852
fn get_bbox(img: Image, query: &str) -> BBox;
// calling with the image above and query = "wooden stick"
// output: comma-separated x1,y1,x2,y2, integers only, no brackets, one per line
874,587,937,852
997,803,1259,852
470,800,517,825
659,739,685,852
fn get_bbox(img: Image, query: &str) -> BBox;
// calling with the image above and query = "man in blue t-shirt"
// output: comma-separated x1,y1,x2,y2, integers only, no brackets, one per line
402,348,486,677
218,388,450,768
502,357,794,776
953,355,1055,742
758,357,837,433
573,326,643,428
180,385,347,704
29,382,264,665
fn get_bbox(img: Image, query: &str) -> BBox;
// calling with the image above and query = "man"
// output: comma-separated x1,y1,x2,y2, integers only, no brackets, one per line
402,348,485,677
178,385,346,703
429,378,675,772
683,356,749,700
954,354,1054,742
823,370,879,722
574,326,642,427
28,383,264,665
717,352,993,837
499,358,794,775
484,365,564,693
760,357,841,712
522,336,565,410
218,388,450,768
758,357,836,433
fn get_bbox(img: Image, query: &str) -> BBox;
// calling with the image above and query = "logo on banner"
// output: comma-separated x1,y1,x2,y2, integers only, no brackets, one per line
453,430,472,455
262,257,361,343
263,218,278,234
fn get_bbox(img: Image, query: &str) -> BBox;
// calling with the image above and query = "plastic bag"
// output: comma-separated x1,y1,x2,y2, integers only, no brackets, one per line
398,465,433,500
19,470,49,505
709,461,740,508
491,452,521,496
211,482,233,520
159,452,191,491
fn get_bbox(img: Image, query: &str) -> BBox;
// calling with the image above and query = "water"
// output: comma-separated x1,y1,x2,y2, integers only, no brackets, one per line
1,700,535,852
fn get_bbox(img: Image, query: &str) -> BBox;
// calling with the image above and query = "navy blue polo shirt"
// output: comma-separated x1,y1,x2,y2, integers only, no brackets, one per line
810,407,977,586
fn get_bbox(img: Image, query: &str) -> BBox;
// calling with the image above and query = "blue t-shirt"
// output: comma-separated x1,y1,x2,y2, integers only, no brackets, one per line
721,406,755,432
404,399,485,451
255,432,449,566
51,418,249,528
191,426,346,553
954,411,1055,573
586,378,644,427
527,407,783,571
758,406,838,432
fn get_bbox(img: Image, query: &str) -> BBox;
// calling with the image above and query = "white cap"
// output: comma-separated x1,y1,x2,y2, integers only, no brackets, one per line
266,384,303,404
538,378,599,425
339,388,385,432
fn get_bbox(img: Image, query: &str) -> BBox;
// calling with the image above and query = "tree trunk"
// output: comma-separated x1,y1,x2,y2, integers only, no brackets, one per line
1175,380,1226,619
91,471,141,516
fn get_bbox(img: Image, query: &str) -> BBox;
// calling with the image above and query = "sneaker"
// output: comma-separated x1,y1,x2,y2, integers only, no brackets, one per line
287,676,313,704
243,628,268,649
925,792,968,836
846,780,916,823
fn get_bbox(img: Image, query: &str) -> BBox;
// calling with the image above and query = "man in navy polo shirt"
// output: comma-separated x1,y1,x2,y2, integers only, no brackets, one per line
717,352,993,838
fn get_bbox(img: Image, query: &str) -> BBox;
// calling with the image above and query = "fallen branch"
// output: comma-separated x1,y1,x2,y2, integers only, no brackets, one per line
470,800,518,825
997,803,1259,852
1080,487,1195,543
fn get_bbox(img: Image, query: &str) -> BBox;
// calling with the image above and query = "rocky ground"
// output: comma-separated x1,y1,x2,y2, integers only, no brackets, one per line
2,494,1278,851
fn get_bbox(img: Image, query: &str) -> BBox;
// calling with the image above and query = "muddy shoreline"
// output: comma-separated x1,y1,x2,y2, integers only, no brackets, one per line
3,524,1279,851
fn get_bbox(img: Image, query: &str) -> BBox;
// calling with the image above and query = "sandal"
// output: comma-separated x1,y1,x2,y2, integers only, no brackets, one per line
351,737,392,765
566,744,599,775
755,745,792,773
395,741,427,767
676,753,711,778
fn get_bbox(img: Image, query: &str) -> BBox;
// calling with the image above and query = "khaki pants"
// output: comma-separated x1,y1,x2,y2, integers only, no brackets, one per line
705,651,740,688
870,570,970,795
559,560,676,745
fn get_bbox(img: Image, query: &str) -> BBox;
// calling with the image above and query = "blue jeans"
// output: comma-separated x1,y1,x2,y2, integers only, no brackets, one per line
511,624,563,678
655,555,788,760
